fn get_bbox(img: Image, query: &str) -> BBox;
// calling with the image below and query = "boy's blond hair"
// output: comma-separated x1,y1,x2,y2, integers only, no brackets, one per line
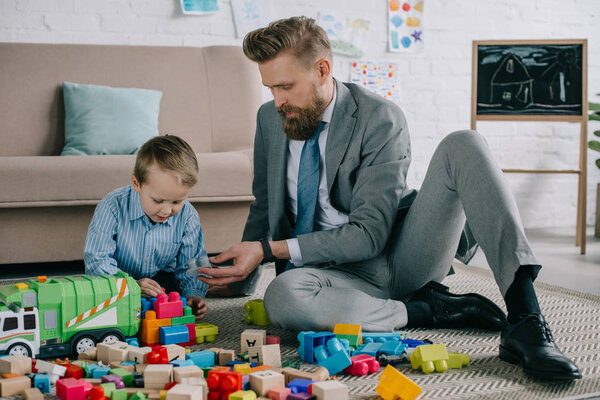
134,135,198,187
243,16,332,70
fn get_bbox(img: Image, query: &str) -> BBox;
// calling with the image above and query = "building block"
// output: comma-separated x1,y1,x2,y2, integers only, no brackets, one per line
0,355,32,375
100,382,117,397
280,368,328,386
112,388,128,400
297,332,336,364
265,335,280,345
161,325,190,345
102,374,125,389
166,383,204,400
186,350,216,368
33,373,51,392
240,330,267,353
92,366,112,379
308,380,348,400
110,367,134,387
164,343,187,361
172,360,196,368
0,375,32,397
206,369,242,400
379,341,408,356
267,388,291,400
129,347,153,364
233,363,252,374
179,323,197,347
333,324,362,349
287,393,316,400
343,354,380,376
401,338,430,348
244,299,271,326
172,306,196,326
362,333,402,344
287,378,313,394
143,364,173,390
195,323,219,344
410,344,449,373
96,342,128,365
174,366,205,382
107,343,134,364
313,338,352,376
447,352,470,369
148,346,170,364
56,377,93,400
248,370,285,396
23,387,44,400
35,359,67,377
248,344,281,368
218,350,236,366
64,364,85,379
353,342,383,358
126,337,140,347
141,311,172,346
230,390,258,400
155,292,184,319
129,390,149,400
376,365,422,400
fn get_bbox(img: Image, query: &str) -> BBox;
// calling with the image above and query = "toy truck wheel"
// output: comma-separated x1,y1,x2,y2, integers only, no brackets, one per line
7,343,32,357
73,336,97,354
100,332,124,344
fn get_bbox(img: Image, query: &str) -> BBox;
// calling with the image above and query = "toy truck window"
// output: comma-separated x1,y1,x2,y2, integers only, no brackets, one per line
3,317,18,331
22,292,37,307
24,314,36,330
44,310,57,330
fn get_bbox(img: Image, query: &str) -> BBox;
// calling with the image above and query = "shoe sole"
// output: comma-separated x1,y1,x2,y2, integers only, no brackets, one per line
499,345,583,381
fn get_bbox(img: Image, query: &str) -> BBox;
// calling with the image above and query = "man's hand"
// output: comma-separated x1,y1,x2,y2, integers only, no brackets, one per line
137,278,163,297
196,241,264,287
187,296,208,321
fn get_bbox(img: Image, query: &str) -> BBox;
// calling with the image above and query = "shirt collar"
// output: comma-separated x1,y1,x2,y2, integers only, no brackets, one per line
321,82,337,124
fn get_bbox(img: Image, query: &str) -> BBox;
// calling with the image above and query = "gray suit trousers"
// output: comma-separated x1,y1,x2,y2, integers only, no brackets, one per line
262,130,540,331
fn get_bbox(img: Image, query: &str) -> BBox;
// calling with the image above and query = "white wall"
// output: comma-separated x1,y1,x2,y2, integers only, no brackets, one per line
1,0,599,229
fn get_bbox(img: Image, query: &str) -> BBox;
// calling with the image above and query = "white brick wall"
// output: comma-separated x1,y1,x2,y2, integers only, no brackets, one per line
0,0,599,229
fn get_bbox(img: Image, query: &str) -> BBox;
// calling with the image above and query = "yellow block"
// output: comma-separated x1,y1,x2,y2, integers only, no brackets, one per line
233,363,252,375
410,344,449,373
333,323,362,337
229,390,257,400
376,365,422,400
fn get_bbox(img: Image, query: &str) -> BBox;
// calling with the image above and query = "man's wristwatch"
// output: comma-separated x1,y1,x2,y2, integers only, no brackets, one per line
260,240,276,263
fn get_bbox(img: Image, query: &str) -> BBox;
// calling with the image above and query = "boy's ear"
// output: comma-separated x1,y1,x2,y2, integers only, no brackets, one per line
132,174,141,192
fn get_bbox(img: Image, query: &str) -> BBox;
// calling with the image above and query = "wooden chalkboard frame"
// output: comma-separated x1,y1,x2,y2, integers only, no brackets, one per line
471,39,588,254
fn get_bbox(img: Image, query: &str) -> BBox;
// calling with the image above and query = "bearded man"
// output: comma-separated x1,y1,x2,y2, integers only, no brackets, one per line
193,16,581,381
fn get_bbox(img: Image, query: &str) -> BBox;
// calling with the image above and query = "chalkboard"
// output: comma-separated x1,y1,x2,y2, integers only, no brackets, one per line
474,41,584,116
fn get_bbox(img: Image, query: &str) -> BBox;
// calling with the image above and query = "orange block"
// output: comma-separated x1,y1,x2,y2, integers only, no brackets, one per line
2,373,21,379
250,365,273,373
140,310,171,345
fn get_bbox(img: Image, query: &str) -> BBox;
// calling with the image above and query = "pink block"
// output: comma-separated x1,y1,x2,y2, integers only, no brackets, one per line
266,335,281,345
268,387,292,400
56,378,93,400
155,292,184,319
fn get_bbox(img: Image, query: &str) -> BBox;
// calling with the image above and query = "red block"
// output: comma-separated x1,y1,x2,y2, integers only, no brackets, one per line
88,386,109,400
155,292,184,319
206,369,242,400
147,345,169,364
266,335,281,345
343,354,380,376
180,322,197,347
56,378,92,400
64,364,85,379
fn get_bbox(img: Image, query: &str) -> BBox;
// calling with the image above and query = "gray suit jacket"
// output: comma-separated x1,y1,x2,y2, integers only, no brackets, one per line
242,80,419,282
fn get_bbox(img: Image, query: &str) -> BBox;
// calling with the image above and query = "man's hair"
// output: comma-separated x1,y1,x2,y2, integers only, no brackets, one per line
243,16,332,69
134,135,198,187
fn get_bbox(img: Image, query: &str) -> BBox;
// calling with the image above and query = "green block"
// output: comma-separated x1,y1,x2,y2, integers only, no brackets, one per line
335,333,360,348
111,388,128,400
109,367,134,387
100,383,116,397
201,366,215,378
238,352,249,361
172,306,195,325
281,358,301,369
129,391,148,400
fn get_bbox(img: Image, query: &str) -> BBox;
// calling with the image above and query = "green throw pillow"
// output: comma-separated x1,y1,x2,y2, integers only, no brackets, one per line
61,82,162,156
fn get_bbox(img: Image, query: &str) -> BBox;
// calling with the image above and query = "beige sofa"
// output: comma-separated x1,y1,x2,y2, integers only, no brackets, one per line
0,43,263,264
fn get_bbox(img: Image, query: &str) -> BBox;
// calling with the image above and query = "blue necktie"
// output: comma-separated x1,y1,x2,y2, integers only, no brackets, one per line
286,121,326,271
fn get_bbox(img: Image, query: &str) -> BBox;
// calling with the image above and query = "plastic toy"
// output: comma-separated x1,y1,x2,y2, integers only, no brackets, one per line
287,393,316,400
33,373,51,393
343,354,380,376
147,345,169,364
297,332,336,364
353,342,382,358
195,323,219,344
0,273,141,358
410,344,449,373
56,377,93,400
448,352,470,369
244,299,272,326
266,335,280,345
313,338,352,376
268,387,292,400
206,369,243,400
155,292,184,319
160,325,190,345
376,365,422,400
362,332,402,344
333,324,362,349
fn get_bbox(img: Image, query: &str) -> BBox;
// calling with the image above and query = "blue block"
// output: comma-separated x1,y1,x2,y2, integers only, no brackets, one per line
297,331,336,364
186,350,215,368
141,297,152,318
287,378,314,394
401,338,430,348
33,374,50,393
242,374,250,390
91,366,111,379
362,332,402,344
353,342,383,357
120,361,137,366
314,338,352,375
159,325,190,345
379,341,408,356
170,359,195,367
126,337,139,347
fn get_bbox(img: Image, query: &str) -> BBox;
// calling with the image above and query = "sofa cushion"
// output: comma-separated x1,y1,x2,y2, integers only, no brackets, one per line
0,150,253,206
61,82,162,156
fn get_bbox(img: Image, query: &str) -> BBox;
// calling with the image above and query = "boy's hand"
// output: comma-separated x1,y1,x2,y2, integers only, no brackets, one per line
187,296,208,320
137,278,163,297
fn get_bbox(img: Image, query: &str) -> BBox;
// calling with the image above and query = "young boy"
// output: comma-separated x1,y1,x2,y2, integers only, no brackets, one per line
84,135,208,320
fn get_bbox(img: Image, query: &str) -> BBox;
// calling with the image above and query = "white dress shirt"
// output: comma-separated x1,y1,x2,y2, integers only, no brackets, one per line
286,87,349,266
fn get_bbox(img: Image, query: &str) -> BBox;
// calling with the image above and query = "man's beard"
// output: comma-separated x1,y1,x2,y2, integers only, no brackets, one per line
277,91,327,141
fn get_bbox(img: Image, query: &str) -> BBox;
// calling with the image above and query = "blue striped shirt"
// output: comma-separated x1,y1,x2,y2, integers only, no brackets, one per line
84,185,207,298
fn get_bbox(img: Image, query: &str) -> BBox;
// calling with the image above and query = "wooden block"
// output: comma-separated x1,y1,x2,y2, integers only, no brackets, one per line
107,343,133,364
248,344,281,368
241,329,267,353
0,376,31,397
180,377,208,400
109,362,135,372
71,360,97,367
0,355,32,375
310,380,348,399
218,350,236,366
23,387,44,400
248,370,285,396
173,366,205,382
164,344,186,361
126,387,162,397
129,347,153,363
78,347,97,361
35,360,66,377
280,367,329,385
96,341,128,364
135,364,149,373
143,364,173,389
166,383,203,400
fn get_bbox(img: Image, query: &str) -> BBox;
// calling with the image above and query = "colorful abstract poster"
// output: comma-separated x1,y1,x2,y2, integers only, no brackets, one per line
388,0,424,53
318,11,370,58
231,0,271,38
180,0,219,15
350,60,401,103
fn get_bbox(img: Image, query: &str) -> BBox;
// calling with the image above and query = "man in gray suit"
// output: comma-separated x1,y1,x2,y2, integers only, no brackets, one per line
196,16,580,381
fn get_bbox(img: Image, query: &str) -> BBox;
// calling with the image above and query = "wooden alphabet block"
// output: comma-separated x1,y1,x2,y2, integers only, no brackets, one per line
248,370,285,396
143,364,173,389
240,329,266,353
0,355,32,375
164,344,186,361
310,380,349,399
78,347,97,361
0,376,33,397
173,366,205,382
248,344,281,368
129,347,153,364
23,387,44,400
166,383,203,400
218,350,236,366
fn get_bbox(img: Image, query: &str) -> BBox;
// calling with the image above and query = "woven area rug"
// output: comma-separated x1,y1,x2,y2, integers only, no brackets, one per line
2,263,600,399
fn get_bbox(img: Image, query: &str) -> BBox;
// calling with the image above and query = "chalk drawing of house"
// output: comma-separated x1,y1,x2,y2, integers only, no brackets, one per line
490,54,533,109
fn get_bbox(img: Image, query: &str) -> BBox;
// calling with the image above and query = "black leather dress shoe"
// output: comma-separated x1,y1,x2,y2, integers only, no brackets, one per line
411,281,507,331
500,313,582,380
